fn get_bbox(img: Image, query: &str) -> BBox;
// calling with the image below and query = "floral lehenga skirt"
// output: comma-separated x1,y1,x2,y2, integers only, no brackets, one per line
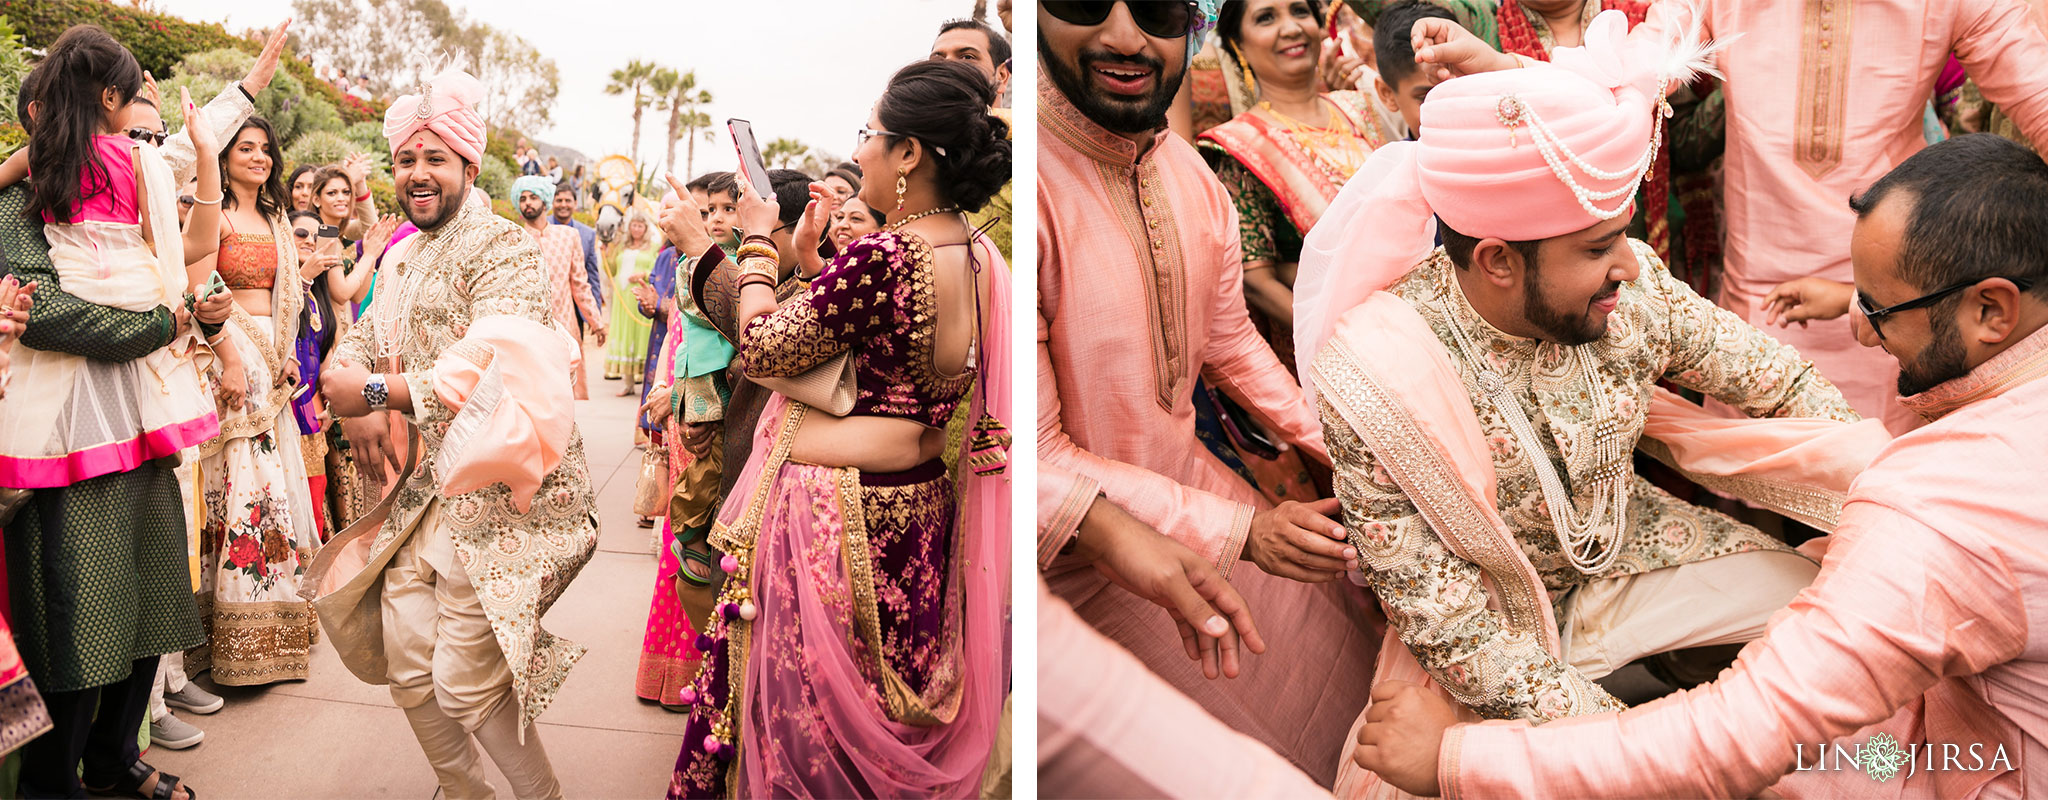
189,315,320,686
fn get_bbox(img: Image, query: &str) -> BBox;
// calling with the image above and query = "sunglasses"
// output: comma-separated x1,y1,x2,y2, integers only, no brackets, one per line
178,195,196,207
1856,276,2037,340
125,127,167,147
291,228,316,240
1043,1,1200,39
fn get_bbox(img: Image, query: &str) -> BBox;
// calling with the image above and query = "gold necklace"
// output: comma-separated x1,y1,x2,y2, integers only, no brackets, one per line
1259,98,1368,184
887,206,961,230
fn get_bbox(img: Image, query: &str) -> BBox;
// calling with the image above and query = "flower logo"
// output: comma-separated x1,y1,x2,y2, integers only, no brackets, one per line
1862,733,1908,783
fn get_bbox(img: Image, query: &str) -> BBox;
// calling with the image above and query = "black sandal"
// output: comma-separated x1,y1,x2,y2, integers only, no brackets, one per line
86,759,196,800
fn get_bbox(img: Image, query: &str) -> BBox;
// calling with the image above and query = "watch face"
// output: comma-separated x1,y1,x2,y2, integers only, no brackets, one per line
363,376,389,409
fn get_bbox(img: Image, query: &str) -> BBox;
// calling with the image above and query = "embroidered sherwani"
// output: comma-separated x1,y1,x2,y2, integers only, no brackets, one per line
1439,326,2048,800
1320,241,1858,723
326,203,600,732
1637,0,2048,433
1038,74,1380,783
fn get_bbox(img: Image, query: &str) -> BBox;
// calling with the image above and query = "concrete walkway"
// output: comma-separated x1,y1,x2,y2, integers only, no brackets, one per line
152,365,687,799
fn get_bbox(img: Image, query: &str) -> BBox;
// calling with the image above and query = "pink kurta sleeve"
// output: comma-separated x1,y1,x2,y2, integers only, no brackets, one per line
1037,465,1100,571
1953,0,2048,152
565,232,602,329
1037,307,1259,575
1038,578,1332,799
1442,501,2028,799
1196,200,1329,464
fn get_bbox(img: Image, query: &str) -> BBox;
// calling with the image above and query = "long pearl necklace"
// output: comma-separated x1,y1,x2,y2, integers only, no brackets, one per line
1443,303,1631,575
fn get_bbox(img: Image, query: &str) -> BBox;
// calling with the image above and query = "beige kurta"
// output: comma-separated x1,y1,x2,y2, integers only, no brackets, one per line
322,201,600,731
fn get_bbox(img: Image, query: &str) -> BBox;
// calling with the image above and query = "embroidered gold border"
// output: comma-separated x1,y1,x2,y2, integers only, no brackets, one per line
1313,338,1558,651
705,401,804,794
835,468,963,727
1093,157,1190,412
1636,438,1846,531
1793,0,1854,178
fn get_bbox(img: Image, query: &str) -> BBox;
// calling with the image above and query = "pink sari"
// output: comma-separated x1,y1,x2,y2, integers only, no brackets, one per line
669,238,1011,798
638,302,704,704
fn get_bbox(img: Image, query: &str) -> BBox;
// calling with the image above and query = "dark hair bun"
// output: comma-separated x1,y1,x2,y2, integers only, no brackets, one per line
877,59,1012,214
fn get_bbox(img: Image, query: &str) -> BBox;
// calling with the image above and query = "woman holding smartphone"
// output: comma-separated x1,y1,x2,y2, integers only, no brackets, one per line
661,59,1011,799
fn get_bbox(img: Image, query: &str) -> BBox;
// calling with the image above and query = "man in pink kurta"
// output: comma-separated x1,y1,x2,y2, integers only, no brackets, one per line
1038,1,1381,783
511,176,601,400
1648,0,2048,433
1358,133,2048,800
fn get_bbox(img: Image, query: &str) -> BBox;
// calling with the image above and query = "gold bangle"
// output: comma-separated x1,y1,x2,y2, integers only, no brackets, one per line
736,242,779,263
737,274,777,291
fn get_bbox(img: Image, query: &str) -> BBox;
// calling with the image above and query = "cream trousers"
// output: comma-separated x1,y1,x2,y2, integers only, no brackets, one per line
381,503,561,800
1559,547,1820,682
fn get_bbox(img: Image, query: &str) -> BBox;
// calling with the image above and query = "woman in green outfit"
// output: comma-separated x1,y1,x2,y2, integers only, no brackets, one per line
603,209,661,395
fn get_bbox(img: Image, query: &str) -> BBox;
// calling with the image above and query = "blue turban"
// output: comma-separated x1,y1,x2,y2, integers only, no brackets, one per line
510,175,557,206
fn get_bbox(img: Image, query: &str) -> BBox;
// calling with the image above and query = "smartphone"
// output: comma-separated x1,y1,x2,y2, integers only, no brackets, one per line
317,224,342,240
728,119,774,200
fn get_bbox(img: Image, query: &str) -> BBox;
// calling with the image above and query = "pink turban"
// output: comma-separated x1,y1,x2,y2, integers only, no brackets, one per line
383,67,487,164
1294,8,1724,401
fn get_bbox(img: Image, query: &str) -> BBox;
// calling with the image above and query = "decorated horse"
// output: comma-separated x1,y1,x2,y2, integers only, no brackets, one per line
590,154,654,243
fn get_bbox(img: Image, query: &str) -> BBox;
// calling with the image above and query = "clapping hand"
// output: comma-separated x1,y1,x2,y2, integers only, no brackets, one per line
242,19,292,97
792,181,839,279
182,87,219,159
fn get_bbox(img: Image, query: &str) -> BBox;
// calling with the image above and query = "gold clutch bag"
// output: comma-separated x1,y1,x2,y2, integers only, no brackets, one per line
752,351,856,416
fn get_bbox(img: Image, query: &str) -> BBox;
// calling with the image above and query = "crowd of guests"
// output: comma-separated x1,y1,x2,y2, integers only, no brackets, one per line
1038,0,2048,797
0,8,1016,800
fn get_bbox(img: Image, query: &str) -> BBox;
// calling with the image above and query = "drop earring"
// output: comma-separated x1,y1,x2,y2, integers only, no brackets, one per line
894,167,908,214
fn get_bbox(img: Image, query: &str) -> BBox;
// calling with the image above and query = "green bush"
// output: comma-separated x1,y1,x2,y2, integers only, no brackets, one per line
476,154,516,203
0,16,29,126
0,122,22,157
165,48,340,147
2,0,385,126
284,129,358,171
155,72,227,132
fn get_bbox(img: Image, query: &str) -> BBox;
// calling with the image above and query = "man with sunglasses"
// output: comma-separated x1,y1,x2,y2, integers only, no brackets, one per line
1358,131,2048,800
1039,0,1380,783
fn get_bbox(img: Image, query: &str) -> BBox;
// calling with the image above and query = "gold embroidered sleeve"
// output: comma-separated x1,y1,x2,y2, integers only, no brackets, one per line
1646,241,1860,423
467,227,554,325
333,299,378,372
738,237,895,378
1322,397,1625,722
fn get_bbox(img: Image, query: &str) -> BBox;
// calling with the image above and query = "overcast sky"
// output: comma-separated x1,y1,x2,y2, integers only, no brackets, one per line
156,0,1005,178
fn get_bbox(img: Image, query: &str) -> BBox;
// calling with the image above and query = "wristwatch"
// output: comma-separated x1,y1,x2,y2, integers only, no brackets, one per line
362,373,389,413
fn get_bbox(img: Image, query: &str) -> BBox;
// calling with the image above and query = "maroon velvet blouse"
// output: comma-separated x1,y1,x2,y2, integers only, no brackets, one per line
739,230,976,427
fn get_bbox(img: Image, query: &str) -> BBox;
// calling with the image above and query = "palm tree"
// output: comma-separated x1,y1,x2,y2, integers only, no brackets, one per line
651,68,716,178
763,137,811,170
604,59,658,167
677,110,716,177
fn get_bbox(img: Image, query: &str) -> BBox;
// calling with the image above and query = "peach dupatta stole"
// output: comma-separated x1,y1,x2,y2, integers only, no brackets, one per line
1311,296,1892,799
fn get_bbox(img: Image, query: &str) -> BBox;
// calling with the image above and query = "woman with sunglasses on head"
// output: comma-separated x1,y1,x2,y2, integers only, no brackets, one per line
658,58,1012,799
183,114,324,688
